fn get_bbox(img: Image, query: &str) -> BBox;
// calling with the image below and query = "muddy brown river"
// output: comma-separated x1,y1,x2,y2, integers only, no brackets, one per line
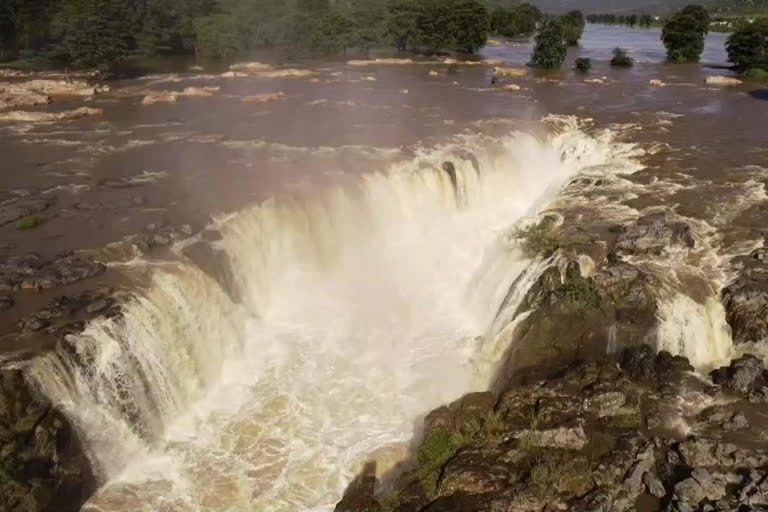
1,23,767,512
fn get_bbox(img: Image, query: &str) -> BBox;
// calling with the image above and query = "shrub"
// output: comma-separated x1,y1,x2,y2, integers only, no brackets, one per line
610,47,633,67
530,19,567,69
554,280,601,309
416,428,458,497
15,215,44,230
662,5,710,62
512,220,562,258
559,10,585,46
726,18,768,74
574,57,591,72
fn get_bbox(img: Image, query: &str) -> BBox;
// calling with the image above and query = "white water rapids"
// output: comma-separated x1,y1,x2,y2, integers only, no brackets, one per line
25,117,683,511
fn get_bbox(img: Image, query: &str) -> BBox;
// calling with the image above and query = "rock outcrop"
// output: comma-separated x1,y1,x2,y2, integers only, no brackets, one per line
0,369,95,512
722,246,768,345
0,252,106,292
338,348,768,512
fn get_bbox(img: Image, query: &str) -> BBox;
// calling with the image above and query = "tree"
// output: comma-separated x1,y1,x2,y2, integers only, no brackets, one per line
558,10,584,46
452,0,489,53
531,18,566,69
193,13,240,60
726,17,768,73
385,0,421,51
53,0,133,72
574,57,591,72
316,9,355,54
662,5,710,62
412,0,455,53
610,47,633,66
514,3,541,35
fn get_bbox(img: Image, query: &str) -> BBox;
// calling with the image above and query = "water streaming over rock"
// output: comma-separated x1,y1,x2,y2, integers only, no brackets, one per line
24,118,706,511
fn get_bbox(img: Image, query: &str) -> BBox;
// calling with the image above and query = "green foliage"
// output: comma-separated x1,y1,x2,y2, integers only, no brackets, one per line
491,2,541,37
416,428,458,497
53,0,133,72
513,220,562,258
610,46,634,66
574,57,592,72
726,17,768,72
554,280,601,309
408,0,489,54
528,451,592,497
385,0,421,50
559,10,585,46
662,5,710,62
15,215,44,230
588,13,654,27
452,0,489,53
531,19,567,69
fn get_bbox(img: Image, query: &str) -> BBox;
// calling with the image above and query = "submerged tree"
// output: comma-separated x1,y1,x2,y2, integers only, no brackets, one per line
574,57,591,72
726,17,768,74
530,18,566,69
610,47,633,67
662,4,710,62
559,10,585,46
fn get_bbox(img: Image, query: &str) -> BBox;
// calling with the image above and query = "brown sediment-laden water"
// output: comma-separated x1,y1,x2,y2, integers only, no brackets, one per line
0,24,767,512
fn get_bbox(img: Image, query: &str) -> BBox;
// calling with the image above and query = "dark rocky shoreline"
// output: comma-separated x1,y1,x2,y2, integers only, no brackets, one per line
336,348,768,512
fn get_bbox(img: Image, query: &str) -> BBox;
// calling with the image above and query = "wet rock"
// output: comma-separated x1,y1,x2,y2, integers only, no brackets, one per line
18,289,115,332
706,76,742,86
677,438,768,469
710,355,767,395
644,470,666,498
674,477,706,506
0,195,56,227
614,214,696,256
519,426,588,450
621,345,693,389
0,369,96,512
437,450,513,497
722,277,768,344
0,295,13,312
335,462,380,512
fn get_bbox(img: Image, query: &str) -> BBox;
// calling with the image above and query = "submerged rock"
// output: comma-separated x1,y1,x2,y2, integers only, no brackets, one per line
614,214,696,256
0,107,102,122
706,75,743,86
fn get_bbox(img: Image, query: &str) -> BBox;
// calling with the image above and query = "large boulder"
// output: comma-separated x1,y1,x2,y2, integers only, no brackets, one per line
710,355,768,396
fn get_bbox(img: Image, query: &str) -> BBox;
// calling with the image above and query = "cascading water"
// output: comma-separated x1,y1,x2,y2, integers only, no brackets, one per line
26,118,652,511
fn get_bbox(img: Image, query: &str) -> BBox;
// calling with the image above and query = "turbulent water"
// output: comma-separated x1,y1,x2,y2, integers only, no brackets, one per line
3,23,766,512
21,116,652,511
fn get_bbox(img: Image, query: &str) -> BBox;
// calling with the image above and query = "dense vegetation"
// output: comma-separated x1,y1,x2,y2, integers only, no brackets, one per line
586,14,655,27
490,3,542,38
0,0,492,72
610,47,634,66
726,17,768,77
662,4,711,61
530,18,567,69
559,10,586,45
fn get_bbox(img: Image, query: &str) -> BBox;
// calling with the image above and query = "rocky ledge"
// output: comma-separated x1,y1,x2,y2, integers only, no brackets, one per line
0,369,95,512
337,346,768,512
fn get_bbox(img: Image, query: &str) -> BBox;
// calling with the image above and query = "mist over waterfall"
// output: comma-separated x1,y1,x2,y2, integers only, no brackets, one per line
25,118,652,511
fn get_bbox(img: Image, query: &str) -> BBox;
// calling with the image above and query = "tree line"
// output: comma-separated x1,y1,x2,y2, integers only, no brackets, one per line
530,3,767,80
0,0,495,73
586,14,655,27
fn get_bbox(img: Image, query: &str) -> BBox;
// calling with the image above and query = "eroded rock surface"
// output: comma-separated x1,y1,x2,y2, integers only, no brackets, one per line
338,349,768,512
0,369,96,512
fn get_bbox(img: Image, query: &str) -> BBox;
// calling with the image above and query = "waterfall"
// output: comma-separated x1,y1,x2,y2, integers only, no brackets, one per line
24,117,649,512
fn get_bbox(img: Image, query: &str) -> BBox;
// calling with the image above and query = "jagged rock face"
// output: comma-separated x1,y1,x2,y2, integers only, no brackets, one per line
493,258,659,389
0,369,95,512
0,252,106,292
710,355,768,401
339,350,768,512
723,277,768,345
